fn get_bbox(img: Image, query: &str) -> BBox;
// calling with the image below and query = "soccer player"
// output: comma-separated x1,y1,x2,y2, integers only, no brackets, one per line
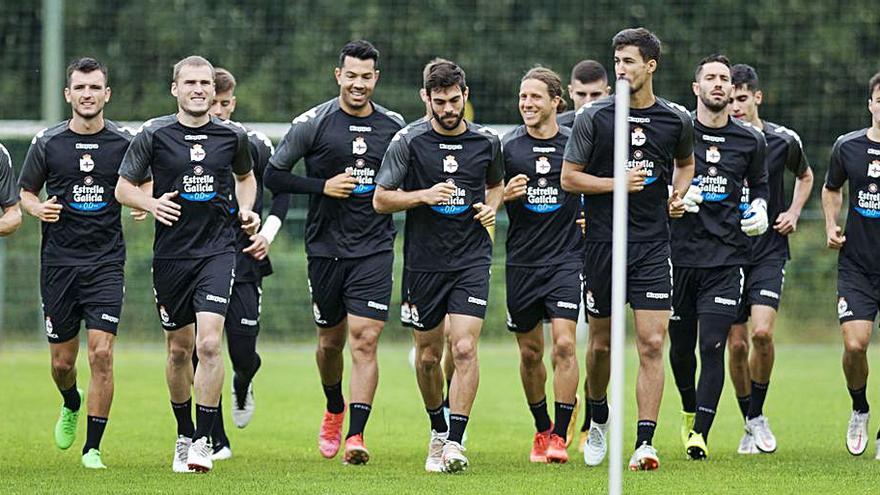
19,57,130,470
265,40,405,465
197,68,292,460
668,54,768,460
557,60,611,128
503,67,581,463
822,71,880,458
115,55,259,473
374,60,503,473
562,27,695,471
0,144,21,234
726,64,813,454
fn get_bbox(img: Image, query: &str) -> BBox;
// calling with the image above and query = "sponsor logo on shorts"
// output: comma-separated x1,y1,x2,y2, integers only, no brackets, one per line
240,318,258,326
159,305,175,328
206,294,228,304
101,313,119,324
312,303,326,325
838,297,853,318
645,291,669,300
759,289,779,300
467,296,487,306
45,317,58,339
367,301,389,311
585,290,598,314
556,301,578,310
714,296,737,306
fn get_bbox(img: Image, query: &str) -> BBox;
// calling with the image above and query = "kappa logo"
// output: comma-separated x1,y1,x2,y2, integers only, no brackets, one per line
443,154,458,173
838,297,853,318
190,143,206,162
535,156,551,174
706,145,721,164
868,160,880,179
79,153,95,172
352,136,368,156
556,301,578,310
631,126,647,146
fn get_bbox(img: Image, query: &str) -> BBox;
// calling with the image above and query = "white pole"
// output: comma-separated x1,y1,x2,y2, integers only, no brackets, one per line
608,78,630,495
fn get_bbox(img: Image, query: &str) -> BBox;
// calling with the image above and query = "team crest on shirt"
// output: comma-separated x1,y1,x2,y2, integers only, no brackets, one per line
190,143,206,162
443,155,458,173
535,156,551,174
352,136,368,156
631,127,647,146
79,153,95,172
868,160,880,178
706,146,721,164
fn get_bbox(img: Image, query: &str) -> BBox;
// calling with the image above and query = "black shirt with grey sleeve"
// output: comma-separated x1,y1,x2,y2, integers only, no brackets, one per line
269,99,405,259
19,120,132,266
502,125,581,267
0,143,20,209
376,120,504,272
563,96,693,243
671,115,768,268
825,128,880,274
118,115,252,260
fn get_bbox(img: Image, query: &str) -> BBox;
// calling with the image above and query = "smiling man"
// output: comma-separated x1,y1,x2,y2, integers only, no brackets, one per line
115,55,259,473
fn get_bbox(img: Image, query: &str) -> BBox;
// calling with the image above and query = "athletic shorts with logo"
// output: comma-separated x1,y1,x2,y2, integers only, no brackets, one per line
400,266,413,328
837,267,880,324
672,265,744,320
226,281,262,336
405,265,491,331
41,262,124,343
734,259,785,324
507,262,581,332
152,252,235,331
583,241,672,318
308,251,393,328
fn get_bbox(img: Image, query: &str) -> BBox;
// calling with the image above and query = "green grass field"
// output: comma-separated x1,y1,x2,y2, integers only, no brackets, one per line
1,341,878,494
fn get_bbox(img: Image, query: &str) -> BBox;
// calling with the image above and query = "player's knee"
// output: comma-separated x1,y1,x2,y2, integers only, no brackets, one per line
727,335,749,359
167,344,192,367
552,334,576,363
589,337,610,358
317,333,345,355
844,335,869,355
637,333,664,361
519,341,543,368
699,339,725,363
51,355,76,375
196,336,222,362
417,346,442,371
751,325,773,347
452,336,477,364
88,345,113,371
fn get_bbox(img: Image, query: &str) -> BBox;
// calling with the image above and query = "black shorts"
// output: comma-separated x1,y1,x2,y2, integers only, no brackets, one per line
734,259,786,324
400,267,413,328
226,281,262,336
41,263,124,344
307,252,393,328
583,241,672,318
672,265,744,320
153,253,236,331
506,262,581,332
405,265,491,330
837,267,880,324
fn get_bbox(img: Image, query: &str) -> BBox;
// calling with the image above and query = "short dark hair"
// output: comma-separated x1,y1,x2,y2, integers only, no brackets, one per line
869,72,880,98
694,53,731,81
66,57,108,87
338,40,379,69
611,28,661,64
570,60,607,85
424,61,467,95
214,68,237,93
731,64,760,92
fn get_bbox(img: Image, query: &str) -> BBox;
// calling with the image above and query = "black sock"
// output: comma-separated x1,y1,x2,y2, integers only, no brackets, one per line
694,406,717,440
736,395,751,420
747,381,769,419
448,414,469,444
528,397,552,433
171,399,195,438
193,404,219,441
60,384,81,411
679,387,697,413
580,397,592,432
635,419,656,448
229,332,261,406
849,385,870,413
82,416,108,454
322,381,345,414
552,402,576,439
427,405,448,433
442,396,450,409
211,396,229,447
590,396,609,425
346,403,372,439
693,313,734,441
669,318,698,413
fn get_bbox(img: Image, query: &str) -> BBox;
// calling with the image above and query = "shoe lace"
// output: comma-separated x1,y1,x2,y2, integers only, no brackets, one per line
849,413,867,437
588,426,604,448
429,436,445,458
534,432,549,451
62,413,77,435
175,440,189,459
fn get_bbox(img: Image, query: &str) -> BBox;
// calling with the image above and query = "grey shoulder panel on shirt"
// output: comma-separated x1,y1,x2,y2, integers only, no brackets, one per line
833,128,867,150
501,125,528,147
103,119,135,141
468,121,503,146
247,129,275,155
656,97,693,126
136,114,178,137
31,121,70,146
731,116,767,145
372,102,406,128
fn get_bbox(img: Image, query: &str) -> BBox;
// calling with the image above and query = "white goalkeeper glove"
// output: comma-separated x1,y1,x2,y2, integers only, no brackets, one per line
740,199,768,236
683,179,703,213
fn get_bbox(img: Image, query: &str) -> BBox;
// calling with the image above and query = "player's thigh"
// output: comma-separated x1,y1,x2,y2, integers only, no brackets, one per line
307,256,346,328
80,263,124,338
542,262,582,325
583,242,611,318
407,270,454,331
694,266,743,319
152,258,198,330
344,251,393,323
40,265,82,344
447,265,491,322
837,268,880,325
628,241,673,313
226,281,261,337
192,252,236,320
506,265,547,333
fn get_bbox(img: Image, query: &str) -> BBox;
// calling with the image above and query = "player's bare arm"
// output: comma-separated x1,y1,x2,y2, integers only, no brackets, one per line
372,182,455,214
822,184,845,249
21,189,62,223
775,166,813,235
114,177,181,227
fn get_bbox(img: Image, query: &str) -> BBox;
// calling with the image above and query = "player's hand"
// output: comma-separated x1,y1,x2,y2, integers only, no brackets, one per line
323,172,358,199
576,212,586,235
827,225,846,250
32,195,63,223
668,189,686,218
473,202,496,228
422,182,457,205
773,210,800,235
627,165,647,193
504,174,529,201
682,180,703,213
130,208,149,221
239,209,261,236
150,190,181,227
242,233,269,260
740,200,769,237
